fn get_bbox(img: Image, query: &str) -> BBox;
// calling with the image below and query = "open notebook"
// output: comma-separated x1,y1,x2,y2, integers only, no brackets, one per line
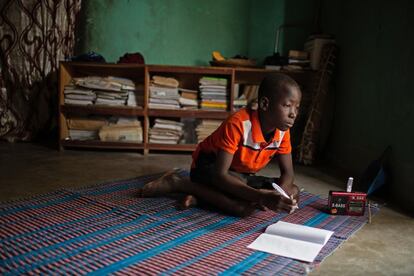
248,221,334,262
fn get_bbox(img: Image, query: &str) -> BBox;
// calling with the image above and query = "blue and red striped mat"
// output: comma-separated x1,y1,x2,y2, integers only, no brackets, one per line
1,173,376,275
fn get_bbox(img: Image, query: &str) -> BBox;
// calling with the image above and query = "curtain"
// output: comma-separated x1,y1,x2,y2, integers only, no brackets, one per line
0,0,81,141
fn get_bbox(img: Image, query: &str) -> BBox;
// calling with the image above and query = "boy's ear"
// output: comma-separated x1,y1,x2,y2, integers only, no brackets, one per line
259,96,270,111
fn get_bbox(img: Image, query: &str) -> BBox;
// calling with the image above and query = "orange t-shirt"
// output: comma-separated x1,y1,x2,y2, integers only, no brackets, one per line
192,108,292,173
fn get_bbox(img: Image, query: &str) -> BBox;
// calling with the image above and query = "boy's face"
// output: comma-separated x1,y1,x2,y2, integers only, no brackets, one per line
260,85,302,132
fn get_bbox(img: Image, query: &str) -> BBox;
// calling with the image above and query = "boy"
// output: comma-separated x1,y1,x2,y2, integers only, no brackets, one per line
139,73,302,217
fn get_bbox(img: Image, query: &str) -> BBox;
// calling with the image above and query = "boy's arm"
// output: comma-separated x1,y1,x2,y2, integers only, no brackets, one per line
276,153,299,201
213,149,296,212
213,149,261,202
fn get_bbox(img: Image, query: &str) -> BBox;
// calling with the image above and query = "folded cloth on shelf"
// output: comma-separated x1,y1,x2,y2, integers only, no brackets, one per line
152,76,179,88
117,52,145,64
66,51,106,63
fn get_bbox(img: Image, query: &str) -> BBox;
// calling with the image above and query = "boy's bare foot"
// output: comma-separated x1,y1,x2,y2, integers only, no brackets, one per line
177,194,198,210
138,169,184,197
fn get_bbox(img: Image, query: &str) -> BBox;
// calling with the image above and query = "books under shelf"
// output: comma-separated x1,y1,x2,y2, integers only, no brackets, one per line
64,116,143,143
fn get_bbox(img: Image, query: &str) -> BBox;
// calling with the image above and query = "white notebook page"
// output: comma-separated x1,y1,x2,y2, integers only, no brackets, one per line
248,221,334,262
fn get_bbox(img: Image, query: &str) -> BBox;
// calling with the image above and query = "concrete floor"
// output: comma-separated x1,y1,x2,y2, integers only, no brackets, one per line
1,142,413,275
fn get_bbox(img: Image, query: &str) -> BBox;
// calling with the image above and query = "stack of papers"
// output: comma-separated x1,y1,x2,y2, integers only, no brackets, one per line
98,118,143,142
149,119,183,144
66,76,139,107
195,119,222,143
148,76,180,109
179,88,199,109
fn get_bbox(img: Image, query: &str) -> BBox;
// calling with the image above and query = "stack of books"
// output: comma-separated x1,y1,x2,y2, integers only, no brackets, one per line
67,116,109,140
64,85,96,106
284,50,311,71
98,117,143,142
95,90,128,106
149,118,184,144
68,76,140,107
199,77,228,111
148,76,180,109
179,88,199,109
195,119,223,143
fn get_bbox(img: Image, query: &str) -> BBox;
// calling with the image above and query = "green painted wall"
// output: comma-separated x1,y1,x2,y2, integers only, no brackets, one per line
78,0,250,65
78,0,316,66
321,0,414,212
283,0,318,54
246,0,285,62
247,0,317,64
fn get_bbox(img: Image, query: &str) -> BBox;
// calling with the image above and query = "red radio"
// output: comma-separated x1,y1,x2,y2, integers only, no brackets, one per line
328,191,367,216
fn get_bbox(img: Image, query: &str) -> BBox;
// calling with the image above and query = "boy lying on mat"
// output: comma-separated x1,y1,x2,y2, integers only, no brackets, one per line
139,73,302,217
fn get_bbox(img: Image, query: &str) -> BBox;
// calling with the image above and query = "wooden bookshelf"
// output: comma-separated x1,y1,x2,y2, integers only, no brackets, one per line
59,62,315,154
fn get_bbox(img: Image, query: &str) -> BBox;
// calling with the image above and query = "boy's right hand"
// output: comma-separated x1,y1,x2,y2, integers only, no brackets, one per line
260,190,298,213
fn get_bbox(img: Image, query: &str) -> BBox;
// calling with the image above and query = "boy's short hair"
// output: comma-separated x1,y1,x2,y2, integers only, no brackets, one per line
258,73,300,101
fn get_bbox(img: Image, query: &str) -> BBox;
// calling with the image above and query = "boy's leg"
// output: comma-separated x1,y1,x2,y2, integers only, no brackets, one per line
140,169,255,217
138,168,200,210
176,171,249,210
178,171,251,211
178,177,256,217
138,168,184,197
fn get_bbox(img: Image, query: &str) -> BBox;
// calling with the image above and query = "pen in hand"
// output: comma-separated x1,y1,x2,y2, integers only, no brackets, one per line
272,182,290,198
272,183,299,213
